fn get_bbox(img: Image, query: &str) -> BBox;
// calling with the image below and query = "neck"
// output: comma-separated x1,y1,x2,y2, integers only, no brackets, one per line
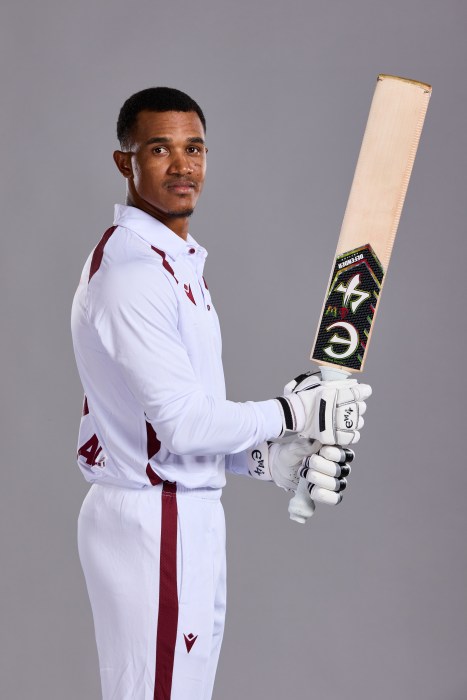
126,193,190,241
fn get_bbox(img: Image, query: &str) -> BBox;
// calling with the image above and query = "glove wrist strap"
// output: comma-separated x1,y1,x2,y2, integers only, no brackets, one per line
275,394,306,437
246,442,272,481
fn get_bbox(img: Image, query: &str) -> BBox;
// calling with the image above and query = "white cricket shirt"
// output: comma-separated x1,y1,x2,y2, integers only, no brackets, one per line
71,204,282,490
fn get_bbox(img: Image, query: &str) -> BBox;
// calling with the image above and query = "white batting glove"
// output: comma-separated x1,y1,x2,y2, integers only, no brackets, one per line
299,443,354,506
246,438,354,505
275,371,372,445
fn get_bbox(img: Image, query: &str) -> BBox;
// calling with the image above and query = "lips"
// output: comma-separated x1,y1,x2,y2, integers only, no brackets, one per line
166,180,196,192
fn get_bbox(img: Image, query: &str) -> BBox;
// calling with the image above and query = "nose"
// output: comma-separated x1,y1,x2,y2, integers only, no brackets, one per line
167,150,193,175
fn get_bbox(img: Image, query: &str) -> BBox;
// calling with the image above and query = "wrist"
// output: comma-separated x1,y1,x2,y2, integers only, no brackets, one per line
275,394,306,437
246,442,272,481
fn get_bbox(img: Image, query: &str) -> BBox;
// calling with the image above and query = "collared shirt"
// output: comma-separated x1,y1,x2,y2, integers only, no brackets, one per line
71,205,282,490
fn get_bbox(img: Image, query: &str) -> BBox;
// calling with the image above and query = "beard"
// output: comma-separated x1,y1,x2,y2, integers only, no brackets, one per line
165,208,194,219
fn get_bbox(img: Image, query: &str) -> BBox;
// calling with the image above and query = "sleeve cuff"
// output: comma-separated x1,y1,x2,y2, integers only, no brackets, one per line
251,399,284,441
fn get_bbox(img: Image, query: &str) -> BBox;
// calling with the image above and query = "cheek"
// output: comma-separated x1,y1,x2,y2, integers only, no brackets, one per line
133,161,164,190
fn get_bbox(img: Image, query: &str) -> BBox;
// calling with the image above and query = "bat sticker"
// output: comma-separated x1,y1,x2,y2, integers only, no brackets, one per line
312,244,384,370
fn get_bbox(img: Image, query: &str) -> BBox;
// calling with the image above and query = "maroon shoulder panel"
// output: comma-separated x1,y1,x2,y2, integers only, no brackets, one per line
151,246,179,284
88,226,117,283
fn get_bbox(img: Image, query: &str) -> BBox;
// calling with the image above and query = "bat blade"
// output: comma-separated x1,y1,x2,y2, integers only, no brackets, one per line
312,74,431,374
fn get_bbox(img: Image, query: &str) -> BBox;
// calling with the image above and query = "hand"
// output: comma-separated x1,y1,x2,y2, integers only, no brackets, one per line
298,443,354,505
246,437,354,503
276,371,372,445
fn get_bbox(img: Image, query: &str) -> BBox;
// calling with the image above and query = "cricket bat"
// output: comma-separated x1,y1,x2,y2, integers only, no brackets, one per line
289,74,432,523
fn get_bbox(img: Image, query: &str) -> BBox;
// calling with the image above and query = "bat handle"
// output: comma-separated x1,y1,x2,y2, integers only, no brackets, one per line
288,365,350,523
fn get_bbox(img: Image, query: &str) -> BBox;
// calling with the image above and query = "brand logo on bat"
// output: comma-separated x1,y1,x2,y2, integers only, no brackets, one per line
323,321,359,360
338,253,364,269
336,274,370,312
184,633,198,653
313,245,384,371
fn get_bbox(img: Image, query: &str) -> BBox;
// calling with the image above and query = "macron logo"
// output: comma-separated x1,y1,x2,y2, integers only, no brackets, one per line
183,633,198,653
184,283,196,305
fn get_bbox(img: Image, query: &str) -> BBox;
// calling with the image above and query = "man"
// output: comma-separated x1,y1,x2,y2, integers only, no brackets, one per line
71,87,371,700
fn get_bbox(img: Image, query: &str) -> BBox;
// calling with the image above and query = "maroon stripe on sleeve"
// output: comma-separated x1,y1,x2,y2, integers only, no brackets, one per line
88,226,117,282
82,395,89,416
151,246,179,284
146,420,161,460
154,482,178,700
146,464,163,486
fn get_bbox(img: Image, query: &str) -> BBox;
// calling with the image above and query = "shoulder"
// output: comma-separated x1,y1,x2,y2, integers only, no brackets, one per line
88,228,179,316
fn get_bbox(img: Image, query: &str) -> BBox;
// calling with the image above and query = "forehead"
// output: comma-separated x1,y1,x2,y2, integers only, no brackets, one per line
132,110,205,143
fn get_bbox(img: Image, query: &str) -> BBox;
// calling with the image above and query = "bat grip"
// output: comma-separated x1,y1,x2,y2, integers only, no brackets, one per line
288,366,350,523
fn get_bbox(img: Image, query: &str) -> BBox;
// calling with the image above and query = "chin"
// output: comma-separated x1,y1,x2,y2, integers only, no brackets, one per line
165,208,195,219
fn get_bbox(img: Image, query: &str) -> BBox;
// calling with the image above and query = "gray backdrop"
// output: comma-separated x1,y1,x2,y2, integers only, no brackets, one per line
1,0,466,698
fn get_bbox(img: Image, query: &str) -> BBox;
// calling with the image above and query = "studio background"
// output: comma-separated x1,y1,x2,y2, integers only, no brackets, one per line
1,1,466,698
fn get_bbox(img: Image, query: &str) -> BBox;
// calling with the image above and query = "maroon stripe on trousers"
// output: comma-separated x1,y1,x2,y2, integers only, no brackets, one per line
88,226,117,282
154,481,178,700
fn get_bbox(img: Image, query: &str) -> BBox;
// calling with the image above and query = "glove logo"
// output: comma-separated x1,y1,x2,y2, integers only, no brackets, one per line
251,448,266,477
343,406,355,428
183,633,198,653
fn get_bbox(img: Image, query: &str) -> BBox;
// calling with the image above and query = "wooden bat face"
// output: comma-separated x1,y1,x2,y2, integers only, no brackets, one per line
311,75,431,374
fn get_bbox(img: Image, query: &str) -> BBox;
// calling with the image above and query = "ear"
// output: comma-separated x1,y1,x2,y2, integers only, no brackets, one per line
113,150,133,179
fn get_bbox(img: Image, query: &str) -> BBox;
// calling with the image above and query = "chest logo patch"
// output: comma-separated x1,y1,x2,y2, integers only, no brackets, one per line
184,283,196,305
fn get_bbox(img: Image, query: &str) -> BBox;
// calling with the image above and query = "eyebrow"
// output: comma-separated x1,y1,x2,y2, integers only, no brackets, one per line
144,136,206,146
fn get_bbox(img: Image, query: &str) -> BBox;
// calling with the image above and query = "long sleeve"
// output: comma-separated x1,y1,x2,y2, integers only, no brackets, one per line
89,259,282,457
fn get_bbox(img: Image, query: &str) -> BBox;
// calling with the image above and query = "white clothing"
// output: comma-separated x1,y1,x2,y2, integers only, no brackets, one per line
71,204,282,490
78,482,226,700
71,205,282,700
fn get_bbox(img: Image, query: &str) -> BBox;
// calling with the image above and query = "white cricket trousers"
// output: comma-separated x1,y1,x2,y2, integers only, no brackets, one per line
78,481,226,700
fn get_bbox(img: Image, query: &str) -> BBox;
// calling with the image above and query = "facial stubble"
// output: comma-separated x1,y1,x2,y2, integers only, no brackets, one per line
165,208,194,219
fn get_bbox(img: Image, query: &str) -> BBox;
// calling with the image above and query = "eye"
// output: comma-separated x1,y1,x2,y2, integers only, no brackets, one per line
152,146,168,155
187,145,206,155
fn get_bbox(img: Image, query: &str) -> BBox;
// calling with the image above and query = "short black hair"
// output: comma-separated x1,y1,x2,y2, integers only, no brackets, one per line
117,87,206,148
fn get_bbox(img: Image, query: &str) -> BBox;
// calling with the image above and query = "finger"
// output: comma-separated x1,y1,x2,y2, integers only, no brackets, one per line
354,383,372,401
357,416,364,430
336,430,360,445
359,401,367,416
303,454,352,478
308,484,343,505
303,454,338,477
319,445,354,465
302,469,346,492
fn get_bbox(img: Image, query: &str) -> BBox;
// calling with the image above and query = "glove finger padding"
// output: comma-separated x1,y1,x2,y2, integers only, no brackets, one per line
299,445,355,505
